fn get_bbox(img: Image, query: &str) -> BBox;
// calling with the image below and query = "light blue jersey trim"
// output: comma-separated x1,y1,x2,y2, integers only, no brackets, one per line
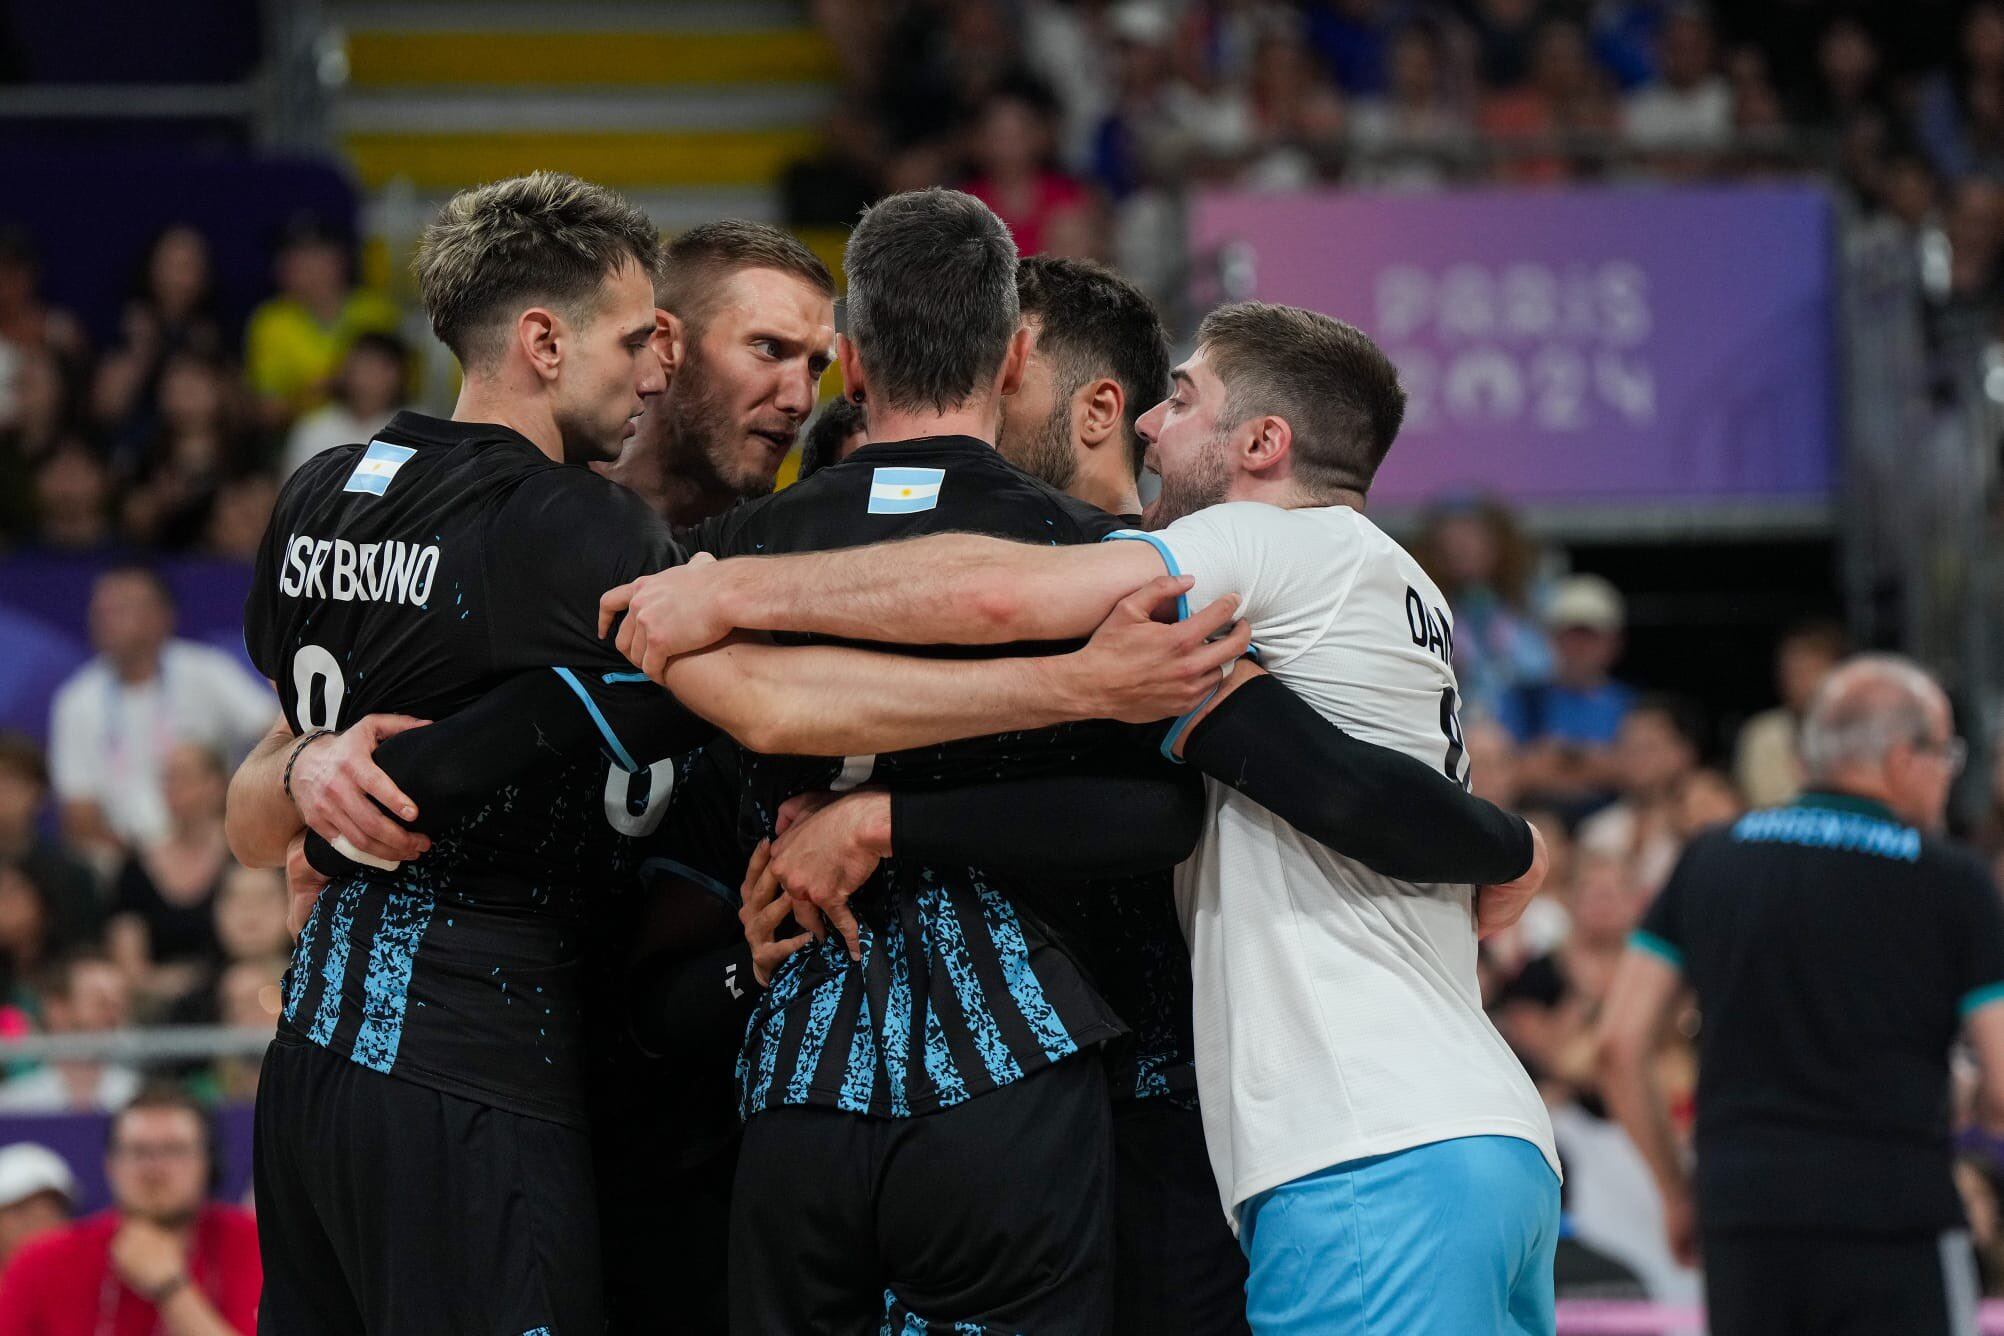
1629,929,1684,970
551,666,638,772
1104,529,1199,761
1102,529,1190,620
601,670,651,684
1963,981,2004,1019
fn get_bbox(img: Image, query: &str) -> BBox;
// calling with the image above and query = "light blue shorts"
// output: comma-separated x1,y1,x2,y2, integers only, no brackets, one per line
1236,1134,1560,1336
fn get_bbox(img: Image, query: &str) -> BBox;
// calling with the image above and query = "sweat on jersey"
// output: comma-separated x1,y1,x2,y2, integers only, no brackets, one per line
245,411,711,1128
1127,500,1560,1217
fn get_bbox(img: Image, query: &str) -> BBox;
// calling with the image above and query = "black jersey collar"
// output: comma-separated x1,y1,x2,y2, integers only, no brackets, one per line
844,435,995,464
1794,790,1898,823
377,410,541,453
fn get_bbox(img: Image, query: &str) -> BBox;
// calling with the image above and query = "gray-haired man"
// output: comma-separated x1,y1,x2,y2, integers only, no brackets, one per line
1600,653,2004,1336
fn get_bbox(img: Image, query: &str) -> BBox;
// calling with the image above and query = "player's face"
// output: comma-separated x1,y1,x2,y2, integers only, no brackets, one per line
1135,347,1234,529
655,268,835,498
998,316,1080,491
553,258,666,465
106,1108,208,1225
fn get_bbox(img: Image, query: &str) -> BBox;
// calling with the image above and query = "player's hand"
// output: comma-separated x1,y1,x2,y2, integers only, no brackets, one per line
290,717,431,865
110,1217,188,1298
1059,576,1250,724
284,831,330,939
600,551,735,681
753,790,892,964
1475,822,1549,941
738,838,815,988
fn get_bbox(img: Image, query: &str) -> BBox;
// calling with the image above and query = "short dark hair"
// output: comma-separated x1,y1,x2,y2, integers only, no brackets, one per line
799,397,868,479
1195,301,1407,497
657,220,834,336
413,171,663,372
844,188,1019,413
1627,693,1706,753
347,330,411,371
0,732,47,789
1016,257,1170,481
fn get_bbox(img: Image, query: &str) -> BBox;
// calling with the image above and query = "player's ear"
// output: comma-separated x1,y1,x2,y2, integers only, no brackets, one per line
1077,377,1123,449
837,332,866,406
654,309,685,381
1242,414,1292,477
996,324,1033,398
518,307,561,382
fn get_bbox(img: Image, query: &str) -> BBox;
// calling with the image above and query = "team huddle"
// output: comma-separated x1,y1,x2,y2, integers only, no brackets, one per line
224,172,1557,1335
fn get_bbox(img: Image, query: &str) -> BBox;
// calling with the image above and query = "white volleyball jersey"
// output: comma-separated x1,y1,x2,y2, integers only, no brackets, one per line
1140,500,1558,1217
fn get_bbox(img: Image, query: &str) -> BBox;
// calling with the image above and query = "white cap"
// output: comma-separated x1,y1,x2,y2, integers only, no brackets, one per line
1109,2,1173,46
0,1144,75,1210
1545,574,1625,633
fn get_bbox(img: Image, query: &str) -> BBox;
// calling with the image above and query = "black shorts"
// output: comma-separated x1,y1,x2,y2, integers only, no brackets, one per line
254,1033,605,1336
730,1053,1113,1335
1703,1226,1980,1336
1109,1097,1248,1336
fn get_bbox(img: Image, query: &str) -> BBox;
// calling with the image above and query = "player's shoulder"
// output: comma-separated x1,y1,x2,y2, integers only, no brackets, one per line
498,461,669,537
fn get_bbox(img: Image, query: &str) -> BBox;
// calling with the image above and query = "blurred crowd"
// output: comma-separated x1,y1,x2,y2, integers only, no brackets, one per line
0,563,284,1116
795,0,2004,324
0,215,410,560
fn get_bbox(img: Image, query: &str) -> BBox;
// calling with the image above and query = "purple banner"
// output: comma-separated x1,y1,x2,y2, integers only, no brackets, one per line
1189,185,1836,507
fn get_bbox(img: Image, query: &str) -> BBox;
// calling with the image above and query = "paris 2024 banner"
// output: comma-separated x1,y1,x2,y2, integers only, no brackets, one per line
1188,185,1836,509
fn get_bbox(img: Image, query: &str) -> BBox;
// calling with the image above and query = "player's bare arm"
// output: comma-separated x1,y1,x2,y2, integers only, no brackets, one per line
225,714,431,870
600,534,1168,669
660,575,1243,755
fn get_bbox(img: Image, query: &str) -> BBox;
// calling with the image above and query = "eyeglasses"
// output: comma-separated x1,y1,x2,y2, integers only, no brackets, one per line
108,1142,202,1164
1914,736,1968,775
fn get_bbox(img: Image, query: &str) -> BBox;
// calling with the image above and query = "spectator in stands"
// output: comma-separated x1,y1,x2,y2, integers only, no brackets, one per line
0,1144,74,1269
28,445,114,552
0,735,100,949
279,331,412,479
1233,21,1348,189
1734,620,1846,808
798,396,869,480
119,351,251,550
92,225,227,448
1674,766,1744,840
243,213,398,428
203,957,283,1102
1348,21,1472,188
1578,697,1704,893
0,953,140,1114
1805,17,1887,130
0,347,86,541
108,744,231,1008
1480,18,1619,183
1416,494,1552,716
1467,0,1547,92
0,1084,260,1333
1917,2,2004,183
0,227,85,373
1500,573,1636,811
1496,850,1642,1106
964,81,1093,258
201,475,277,563
0,863,84,1022
171,865,287,1033
48,567,274,861
1620,6,1732,153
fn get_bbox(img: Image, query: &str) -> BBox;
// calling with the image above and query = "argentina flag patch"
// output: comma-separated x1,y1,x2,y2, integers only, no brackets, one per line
343,440,417,496
866,466,945,515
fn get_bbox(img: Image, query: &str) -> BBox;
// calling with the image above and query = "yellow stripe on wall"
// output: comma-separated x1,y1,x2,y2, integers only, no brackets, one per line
346,30,839,87
344,128,823,189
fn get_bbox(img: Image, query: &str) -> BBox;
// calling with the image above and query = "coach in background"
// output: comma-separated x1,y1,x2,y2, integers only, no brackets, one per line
0,1085,260,1333
1598,654,2004,1336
